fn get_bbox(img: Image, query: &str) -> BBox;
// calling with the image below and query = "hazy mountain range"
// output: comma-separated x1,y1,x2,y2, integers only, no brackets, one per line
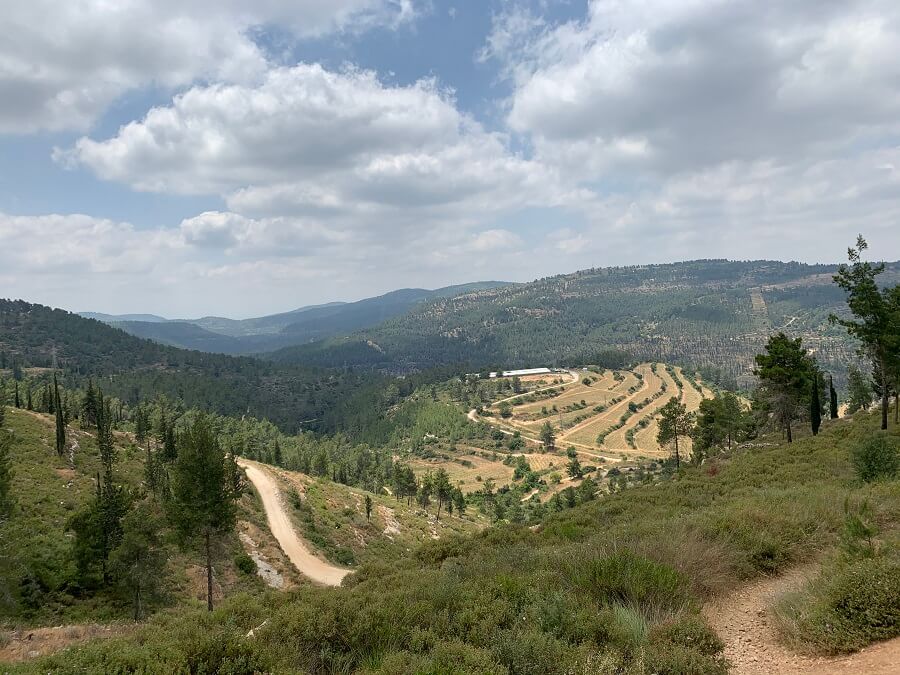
79,282,512,354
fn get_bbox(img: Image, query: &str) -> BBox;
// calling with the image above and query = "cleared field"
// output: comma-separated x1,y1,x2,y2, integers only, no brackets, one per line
512,371,614,416
407,452,515,493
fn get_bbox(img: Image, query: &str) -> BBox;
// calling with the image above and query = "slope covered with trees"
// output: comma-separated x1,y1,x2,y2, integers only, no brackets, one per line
91,282,512,355
0,300,373,433
272,259,900,388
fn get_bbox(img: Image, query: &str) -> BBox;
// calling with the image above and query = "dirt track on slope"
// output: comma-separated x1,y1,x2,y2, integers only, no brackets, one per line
239,460,350,587
703,567,900,674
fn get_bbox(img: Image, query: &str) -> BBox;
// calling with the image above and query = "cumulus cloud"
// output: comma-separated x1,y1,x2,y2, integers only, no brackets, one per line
496,0,900,177
0,0,418,133
63,64,570,234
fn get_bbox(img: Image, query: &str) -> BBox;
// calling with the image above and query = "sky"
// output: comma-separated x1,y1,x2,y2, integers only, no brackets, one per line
1,0,899,318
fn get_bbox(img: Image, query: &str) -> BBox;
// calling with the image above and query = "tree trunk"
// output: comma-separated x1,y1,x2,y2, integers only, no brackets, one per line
674,434,680,469
205,531,213,612
881,370,889,430
436,499,442,521
895,392,899,425
786,419,792,444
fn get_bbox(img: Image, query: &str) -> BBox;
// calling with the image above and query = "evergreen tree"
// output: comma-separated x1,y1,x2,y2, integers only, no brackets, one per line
846,367,873,414
134,405,148,446
364,494,373,522
25,385,32,411
452,488,466,517
83,380,98,428
54,374,66,457
14,381,20,409
433,469,452,520
539,422,556,452
657,397,695,468
272,439,283,467
0,431,13,517
754,333,816,443
810,375,822,436
829,375,839,420
831,236,900,430
167,415,238,611
110,502,168,621
566,455,583,479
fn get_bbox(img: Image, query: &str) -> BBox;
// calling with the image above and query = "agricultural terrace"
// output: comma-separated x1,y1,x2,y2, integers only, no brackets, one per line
482,363,712,459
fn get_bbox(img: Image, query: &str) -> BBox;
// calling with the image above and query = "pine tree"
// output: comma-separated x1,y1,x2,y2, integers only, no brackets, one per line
846,367,873,414
831,236,900,430
26,386,32,411
657,397,695,468
810,376,822,436
539,422,556,452
364,494,373,522
167,415,238,611
453,488,466,517
754,333,816,443
14,382,19,409
110,502,168,620
433,469,452,520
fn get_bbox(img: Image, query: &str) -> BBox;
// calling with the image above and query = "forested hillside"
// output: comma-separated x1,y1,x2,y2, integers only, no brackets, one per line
91,282,511,355
0,300,372,433
272,259,900,387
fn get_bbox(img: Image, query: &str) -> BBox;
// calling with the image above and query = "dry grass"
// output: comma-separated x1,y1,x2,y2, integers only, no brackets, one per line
0,624,133,663
408,452,515,492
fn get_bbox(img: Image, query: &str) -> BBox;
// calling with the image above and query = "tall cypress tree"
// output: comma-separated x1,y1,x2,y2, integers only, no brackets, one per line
83,380,98,428
54,374,66,456
14,382,20,409
828,375,839,419
810,376,822,436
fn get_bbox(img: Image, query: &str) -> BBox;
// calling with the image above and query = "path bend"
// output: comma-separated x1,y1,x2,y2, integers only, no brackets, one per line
238,459,351,587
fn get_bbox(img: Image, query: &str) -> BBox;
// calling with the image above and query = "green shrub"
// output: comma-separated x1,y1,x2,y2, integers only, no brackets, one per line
234,552,256,576
643,643,728,675
776,550,900,653
851,434,900,482
569,551,692,617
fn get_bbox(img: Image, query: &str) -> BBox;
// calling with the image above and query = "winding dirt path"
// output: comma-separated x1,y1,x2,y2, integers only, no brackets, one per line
703,568,900,674
238,460,350,587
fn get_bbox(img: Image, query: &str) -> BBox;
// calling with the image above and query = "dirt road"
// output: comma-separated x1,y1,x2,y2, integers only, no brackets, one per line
238,460,350,587
704,567,900,674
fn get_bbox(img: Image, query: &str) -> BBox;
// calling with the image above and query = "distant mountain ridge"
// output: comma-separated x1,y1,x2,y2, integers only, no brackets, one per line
268,259,900,386
80,281,512,354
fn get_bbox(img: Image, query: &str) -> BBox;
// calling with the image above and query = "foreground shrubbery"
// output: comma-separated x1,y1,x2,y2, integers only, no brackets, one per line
776,543,900,654
11,413,900,674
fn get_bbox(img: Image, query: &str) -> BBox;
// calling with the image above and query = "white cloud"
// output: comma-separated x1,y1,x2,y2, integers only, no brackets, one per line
64,64,569,237
0,0,418,133
494,0,900,177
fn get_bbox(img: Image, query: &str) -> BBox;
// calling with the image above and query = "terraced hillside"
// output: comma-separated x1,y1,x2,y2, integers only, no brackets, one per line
480,363,713,460
273,259,900,388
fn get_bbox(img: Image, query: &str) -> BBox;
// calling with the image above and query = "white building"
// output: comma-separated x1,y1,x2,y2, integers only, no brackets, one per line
489,367,554,378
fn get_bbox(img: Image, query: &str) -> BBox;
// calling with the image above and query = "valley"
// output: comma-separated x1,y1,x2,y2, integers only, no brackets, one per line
1,249,898,674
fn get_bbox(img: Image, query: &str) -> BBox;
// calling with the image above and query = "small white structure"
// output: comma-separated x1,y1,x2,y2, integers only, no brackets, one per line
490,367,554,378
